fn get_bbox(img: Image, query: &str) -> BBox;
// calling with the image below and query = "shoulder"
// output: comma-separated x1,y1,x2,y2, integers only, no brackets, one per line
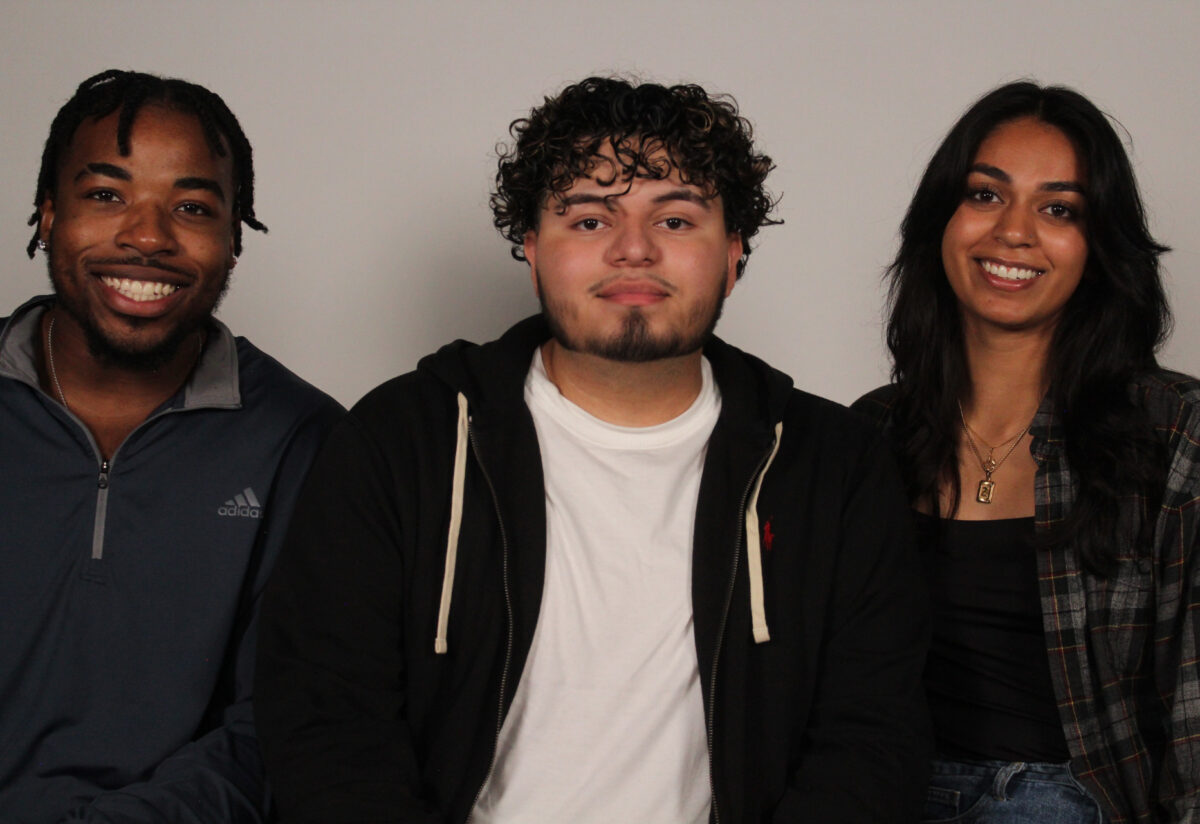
1132,369,1200,418
705,336,891,453
234,337,345,432
769,386,901,494
348,368,453,433
1132,369,1200,487
849,383,901,431
783,386,881,442
1131,369,1200,446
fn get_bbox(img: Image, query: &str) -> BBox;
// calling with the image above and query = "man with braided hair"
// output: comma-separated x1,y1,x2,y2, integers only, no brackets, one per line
0,70,342,822
258,76,929,823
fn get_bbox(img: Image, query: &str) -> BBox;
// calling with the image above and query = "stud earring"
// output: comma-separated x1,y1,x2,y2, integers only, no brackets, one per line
37,239,47,252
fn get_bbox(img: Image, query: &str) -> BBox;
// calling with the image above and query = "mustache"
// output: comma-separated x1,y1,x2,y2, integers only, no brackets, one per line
84,256,192,279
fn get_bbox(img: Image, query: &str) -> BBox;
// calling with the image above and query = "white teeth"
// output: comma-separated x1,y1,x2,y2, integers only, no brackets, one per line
980,260,1042,281
100,276,179,302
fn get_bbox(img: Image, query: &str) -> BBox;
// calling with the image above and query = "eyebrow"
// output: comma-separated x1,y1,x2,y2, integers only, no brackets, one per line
74,162,130,183
652,188,713,209
72,163,227,203
175,176,227,202
969,162,1086,195
556,187,712,210
558,192,611,209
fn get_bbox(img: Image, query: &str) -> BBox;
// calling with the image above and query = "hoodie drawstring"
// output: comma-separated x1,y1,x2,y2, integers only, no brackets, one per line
435,392,470,654
435,400,781,650
745,422,783,645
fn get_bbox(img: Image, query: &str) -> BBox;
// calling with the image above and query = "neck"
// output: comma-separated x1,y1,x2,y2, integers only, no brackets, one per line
960,320,1051,440
541,339,704,426
40,307,202,425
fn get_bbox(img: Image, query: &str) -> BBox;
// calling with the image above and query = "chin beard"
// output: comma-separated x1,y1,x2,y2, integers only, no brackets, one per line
539,289,725,363
80,318,202,372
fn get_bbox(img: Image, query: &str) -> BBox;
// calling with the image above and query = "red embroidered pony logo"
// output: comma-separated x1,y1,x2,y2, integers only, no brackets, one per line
762,519,775,552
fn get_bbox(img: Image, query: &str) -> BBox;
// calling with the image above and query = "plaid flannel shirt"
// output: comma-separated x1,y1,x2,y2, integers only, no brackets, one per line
854,370,1200,824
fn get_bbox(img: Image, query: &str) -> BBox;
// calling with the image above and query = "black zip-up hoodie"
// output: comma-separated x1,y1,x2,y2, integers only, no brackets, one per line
257,316,930,823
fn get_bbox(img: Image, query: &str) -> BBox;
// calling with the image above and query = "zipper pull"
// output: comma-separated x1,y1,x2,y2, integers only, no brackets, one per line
98,460,110,489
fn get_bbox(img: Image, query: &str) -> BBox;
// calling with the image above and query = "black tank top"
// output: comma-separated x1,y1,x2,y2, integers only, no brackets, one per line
915,512,1070,762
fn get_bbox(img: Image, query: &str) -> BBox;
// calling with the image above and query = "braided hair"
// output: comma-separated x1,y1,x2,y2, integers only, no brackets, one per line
26,69,266,258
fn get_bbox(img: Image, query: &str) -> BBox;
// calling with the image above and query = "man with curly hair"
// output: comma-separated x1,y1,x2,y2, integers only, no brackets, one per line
257,77,929,822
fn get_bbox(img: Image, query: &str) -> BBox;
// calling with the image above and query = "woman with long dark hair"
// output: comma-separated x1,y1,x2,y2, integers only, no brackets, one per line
854,82,1199,822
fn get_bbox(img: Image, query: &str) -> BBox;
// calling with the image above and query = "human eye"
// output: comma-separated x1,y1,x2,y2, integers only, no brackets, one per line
658,216,693,230
83,188,122,204
177,201,215,218
1042,201,1079,222
572,216,606,231
965,184,1001,205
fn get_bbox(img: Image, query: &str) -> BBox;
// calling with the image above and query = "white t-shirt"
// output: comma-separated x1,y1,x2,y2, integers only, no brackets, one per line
470,350,721,824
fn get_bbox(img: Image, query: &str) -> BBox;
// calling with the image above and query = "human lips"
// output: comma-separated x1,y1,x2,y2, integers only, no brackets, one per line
978,258,1045,282
87,259,191,313
594,278,671,306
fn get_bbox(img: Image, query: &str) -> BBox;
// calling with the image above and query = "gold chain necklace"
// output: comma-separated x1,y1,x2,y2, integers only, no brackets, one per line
958,402,1033,504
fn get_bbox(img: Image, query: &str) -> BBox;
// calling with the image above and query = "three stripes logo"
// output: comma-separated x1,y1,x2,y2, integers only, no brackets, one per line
218,487,263,519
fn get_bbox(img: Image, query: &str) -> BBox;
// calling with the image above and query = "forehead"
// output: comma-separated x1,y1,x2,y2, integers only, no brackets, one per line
56,105,234,188
551,141,716,201
973,117,1083,181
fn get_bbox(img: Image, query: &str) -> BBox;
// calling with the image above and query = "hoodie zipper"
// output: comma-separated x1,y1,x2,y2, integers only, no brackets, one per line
464,424,515,823
706,439,776,824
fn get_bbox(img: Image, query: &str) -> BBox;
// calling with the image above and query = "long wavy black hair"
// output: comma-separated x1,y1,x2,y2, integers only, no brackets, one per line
885,81,1171,575
491,76,779,278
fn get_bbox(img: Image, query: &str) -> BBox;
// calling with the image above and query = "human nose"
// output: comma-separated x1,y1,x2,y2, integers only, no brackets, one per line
114,202,179,257
605,221,657,266
994,203,1036,247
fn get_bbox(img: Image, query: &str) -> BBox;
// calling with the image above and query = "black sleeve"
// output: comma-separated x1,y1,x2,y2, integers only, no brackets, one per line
774,439,931,823
255,414,440,824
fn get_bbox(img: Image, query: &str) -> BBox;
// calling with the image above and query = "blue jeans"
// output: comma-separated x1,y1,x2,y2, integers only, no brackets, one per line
922,758,1104,823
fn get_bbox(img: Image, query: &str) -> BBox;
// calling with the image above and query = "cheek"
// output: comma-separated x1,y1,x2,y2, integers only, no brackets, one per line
48,214,102,250
940,207,975,256
940,216,964,275
1051,233,1088,278
189,232,236,266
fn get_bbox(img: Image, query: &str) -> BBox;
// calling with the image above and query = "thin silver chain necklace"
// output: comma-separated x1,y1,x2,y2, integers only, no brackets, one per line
45,314,69,409
44,312,204,411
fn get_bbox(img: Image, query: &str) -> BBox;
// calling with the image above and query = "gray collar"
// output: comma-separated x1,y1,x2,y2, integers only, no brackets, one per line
0,295,241,410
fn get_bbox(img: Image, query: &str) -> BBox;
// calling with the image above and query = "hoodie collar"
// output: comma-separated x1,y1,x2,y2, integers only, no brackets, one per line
419,314,794,433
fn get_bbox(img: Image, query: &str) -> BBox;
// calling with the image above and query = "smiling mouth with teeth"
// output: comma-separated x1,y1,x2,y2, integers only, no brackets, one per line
100,276,180,302
979,259,1044,281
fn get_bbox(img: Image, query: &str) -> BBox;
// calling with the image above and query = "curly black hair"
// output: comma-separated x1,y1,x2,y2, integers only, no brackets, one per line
26,69,266,258
491,76,779,278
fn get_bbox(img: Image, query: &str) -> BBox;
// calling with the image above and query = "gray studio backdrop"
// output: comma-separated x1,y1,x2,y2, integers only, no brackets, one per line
3,1,1197,407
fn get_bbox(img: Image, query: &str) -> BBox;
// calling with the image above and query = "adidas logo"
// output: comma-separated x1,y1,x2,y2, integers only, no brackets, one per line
218,487,263,519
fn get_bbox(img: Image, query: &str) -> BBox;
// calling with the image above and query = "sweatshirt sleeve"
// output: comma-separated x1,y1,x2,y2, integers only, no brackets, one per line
61,404,343,824
1156,400,1200,821
255,413,441,824
772,437,932,823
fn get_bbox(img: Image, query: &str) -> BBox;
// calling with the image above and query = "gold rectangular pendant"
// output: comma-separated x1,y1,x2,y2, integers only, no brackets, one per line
976,479,994,504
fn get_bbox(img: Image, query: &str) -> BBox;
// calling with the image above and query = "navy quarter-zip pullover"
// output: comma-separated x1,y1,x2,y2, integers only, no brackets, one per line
0,296,343,823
